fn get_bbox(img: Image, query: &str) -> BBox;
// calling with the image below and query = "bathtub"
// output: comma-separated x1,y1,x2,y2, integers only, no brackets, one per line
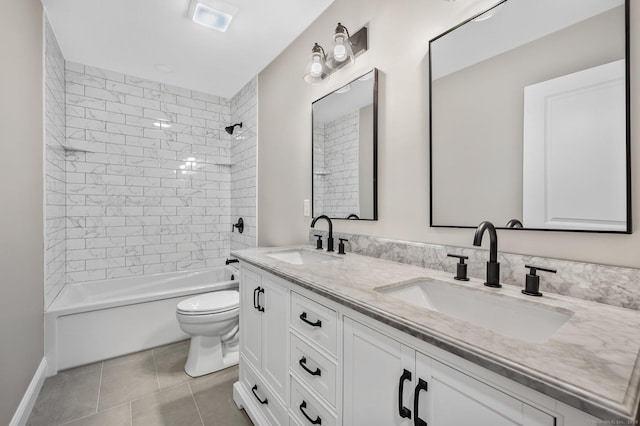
45,267,239,376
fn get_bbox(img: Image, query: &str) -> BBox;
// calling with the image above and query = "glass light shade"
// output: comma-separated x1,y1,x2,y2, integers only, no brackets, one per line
310,55,324,77
304,43,330,84
333,35,349,62
332,24,354,64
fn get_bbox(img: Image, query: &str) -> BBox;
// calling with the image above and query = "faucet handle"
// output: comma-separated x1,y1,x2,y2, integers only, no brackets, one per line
314,234,323,250
525,265,557,275
338,238,349,255
522,265,557,296
447,254,469,281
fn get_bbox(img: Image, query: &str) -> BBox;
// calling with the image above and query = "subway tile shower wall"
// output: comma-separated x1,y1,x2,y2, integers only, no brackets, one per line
315,111,360,218
230,78,257,251
63,62,252,283
44,18,67,306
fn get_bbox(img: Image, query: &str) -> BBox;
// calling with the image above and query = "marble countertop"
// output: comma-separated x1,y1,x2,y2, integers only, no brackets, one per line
232,245,640,422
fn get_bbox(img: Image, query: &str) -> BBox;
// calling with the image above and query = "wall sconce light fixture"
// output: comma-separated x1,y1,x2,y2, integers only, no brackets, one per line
331,23,354,64
304,23,368,85
225,122,242,135
303,43,331,84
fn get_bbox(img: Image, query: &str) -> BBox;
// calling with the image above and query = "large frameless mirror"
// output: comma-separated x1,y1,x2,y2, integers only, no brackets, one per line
429,0,630,232
312,69,378,220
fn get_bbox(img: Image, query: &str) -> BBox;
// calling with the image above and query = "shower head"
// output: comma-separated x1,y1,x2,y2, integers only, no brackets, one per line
225,122,243,135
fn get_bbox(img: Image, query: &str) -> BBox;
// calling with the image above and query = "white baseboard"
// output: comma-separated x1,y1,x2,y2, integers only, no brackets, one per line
9,357,47,426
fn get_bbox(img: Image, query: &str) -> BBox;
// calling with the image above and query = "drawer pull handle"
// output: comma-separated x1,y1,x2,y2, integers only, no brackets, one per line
413,378,428,426
300,312,322,327
398,368,412,419
257,287,265,312
299,357,322,376
299,400,322,424
251,384,268,405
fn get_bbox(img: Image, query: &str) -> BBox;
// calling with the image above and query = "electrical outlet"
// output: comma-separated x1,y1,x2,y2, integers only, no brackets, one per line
303,199,311,217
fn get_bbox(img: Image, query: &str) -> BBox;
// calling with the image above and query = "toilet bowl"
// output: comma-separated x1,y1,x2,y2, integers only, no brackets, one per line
176,290,240,377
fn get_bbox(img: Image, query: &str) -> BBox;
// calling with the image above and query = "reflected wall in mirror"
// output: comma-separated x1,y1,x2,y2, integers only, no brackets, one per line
313,69,378,220
429,0,630,232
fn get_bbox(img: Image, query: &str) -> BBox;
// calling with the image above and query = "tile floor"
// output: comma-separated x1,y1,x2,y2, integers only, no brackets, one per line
27,340,252,426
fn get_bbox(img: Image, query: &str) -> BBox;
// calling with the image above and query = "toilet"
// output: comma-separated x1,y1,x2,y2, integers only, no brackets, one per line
176,290,240,377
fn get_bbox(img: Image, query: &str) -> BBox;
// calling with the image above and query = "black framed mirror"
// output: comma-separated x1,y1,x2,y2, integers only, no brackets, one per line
429,0,630,233
312,68,378,220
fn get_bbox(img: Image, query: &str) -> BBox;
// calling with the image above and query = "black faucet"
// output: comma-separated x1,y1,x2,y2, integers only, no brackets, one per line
506,219,523,228
473,221,501,288
310,215,334,252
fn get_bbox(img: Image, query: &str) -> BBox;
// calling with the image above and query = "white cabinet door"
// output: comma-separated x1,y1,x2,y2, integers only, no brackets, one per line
261,275,289,402
415,353,555,426
240,268,262,371
343,318,414,426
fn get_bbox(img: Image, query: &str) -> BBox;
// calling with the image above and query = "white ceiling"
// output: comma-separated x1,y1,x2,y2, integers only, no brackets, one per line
42,0,334,98
431,0,623,79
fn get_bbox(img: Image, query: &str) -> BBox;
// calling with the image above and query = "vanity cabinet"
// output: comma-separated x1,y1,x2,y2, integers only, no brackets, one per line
238,265,289,423
343,318,554,426
234,262,600,426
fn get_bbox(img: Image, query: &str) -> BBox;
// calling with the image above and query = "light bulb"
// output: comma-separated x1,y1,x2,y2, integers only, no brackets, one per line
333,36,347,62
310,57,323,77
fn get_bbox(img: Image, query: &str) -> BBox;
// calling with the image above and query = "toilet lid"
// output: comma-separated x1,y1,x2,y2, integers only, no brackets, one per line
177,291,239,315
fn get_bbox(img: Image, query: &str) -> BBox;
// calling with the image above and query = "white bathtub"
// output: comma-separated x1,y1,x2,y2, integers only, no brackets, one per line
45,267,239,376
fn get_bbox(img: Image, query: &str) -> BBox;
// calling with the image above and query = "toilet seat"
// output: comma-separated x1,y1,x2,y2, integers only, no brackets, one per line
177,291,239,315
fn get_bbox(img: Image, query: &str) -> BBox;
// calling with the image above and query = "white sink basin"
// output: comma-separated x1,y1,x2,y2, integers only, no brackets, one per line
266,249,342,265
377,278,572,343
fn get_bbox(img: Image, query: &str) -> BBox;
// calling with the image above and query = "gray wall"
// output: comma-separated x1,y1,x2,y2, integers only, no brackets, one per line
0,0,45,424
257,0,640,268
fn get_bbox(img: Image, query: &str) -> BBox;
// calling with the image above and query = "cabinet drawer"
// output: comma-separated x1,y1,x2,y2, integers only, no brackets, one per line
290,377,337,426
290,333,337,407
240,358,287,426
291,292,338,356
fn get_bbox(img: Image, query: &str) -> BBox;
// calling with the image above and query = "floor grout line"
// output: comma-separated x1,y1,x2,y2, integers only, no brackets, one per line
150,348,162,390
188,382,206,426
129,401,133,426
95,362,104,414
57,402,128,426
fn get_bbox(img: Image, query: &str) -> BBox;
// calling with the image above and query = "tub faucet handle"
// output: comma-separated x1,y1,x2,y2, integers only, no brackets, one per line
232,218,244,233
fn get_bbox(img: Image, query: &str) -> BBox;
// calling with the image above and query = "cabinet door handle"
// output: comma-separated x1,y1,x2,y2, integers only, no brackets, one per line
253,287,259,310
398,369,412,419
251,384,268,405
413,378,428,426
257,287,265,312
299,400,322,424
299,312,322,327
299,356,322,376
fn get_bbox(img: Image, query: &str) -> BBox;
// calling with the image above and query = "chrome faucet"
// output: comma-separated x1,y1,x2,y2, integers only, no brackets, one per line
310,215,334,252
473,221,501,288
